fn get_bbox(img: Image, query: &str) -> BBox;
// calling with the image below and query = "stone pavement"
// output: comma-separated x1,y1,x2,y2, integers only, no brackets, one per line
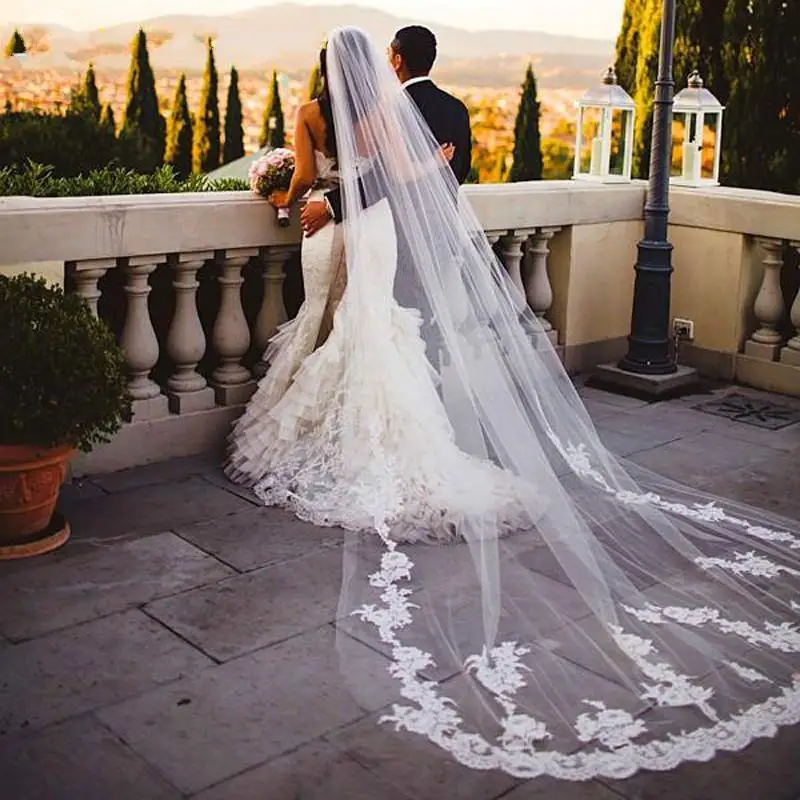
1,379,799,800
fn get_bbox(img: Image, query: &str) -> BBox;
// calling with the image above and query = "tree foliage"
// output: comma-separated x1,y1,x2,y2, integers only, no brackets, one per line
223,66,245,164
508,63,543,182
120,28,165,173
165,73,193,178
260,70,286,148
193,37,221,173
615,0,797,192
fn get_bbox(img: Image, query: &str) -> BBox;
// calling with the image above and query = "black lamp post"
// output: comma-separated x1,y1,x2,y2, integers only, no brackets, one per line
618,0,678,376
596,0,698,397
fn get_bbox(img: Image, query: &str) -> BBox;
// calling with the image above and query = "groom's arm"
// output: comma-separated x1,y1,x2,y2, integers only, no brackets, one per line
450,102,473,185
324,186,344,224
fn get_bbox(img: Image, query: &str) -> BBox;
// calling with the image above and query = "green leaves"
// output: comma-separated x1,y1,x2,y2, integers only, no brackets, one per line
508,64,543,183
121,28,165,173
0,162,247,197
223,67,245,165
193,37,221,174
0,274,131,452
165,74,193,178
260,70,286,149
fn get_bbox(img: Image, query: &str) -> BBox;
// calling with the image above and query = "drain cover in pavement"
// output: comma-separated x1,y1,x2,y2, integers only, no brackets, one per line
693,392,800,430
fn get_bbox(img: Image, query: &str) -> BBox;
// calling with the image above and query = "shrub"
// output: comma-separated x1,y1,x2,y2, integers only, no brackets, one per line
0,162,248,197
0,274,132,452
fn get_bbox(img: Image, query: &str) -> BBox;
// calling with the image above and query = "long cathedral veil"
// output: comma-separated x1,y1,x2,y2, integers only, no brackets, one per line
323,27,800,779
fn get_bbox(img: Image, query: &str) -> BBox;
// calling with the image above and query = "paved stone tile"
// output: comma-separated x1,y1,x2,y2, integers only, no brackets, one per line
58,476,252,549
338,567,594,683
502,778,625,799
328,712,519,800
0,716,181,799
596,403,715,442
596,426,684,458
0,533,234,641
98,625,393,795
603,714,800,800
698,415,800,454
629,431,779,489
0,610,211,737
692,449,800,522
58,478,108,504
201,467,263,506
175,504,342,572
576,385,650,411
90,453,220,493
194,739,412,800
145,547,345,661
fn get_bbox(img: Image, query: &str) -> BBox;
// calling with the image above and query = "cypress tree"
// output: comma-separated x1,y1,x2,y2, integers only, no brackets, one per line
121,28,165,171
223,66,245,164
618,0,798,191
193,37,221,173
616,0,726,178
99,103,116,136
260,70,286,148
307,64,324,101
165,74,193,178
84,63,101,118
722,0,799,193
508,64,543,182
72,62,102,120
4,29,25,58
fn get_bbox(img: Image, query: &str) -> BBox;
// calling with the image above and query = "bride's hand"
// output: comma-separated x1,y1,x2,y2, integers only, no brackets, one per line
268,189,290,209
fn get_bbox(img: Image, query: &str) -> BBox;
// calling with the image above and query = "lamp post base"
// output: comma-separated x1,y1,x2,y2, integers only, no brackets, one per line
592,362,699,401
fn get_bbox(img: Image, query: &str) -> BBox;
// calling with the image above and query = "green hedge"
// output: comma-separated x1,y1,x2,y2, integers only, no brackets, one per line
0,162,248,197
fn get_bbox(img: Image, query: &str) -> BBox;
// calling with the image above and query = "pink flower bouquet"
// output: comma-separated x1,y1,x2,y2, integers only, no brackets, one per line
249,148,295,228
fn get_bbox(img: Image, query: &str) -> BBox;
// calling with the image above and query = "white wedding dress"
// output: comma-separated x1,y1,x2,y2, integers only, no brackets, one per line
227,28,800,783
227,151,540,542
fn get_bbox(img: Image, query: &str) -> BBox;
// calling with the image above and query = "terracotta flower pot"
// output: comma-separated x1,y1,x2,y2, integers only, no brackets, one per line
0,444,74,558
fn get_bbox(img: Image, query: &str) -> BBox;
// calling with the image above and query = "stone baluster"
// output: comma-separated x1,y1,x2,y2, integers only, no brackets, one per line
68,257,117,317
524,227,561,344
253,245,294,378
499,230,533,311
780,240,800,366
165,251,216,413
485,231,503,248
120,255,169,420
210,248,257,405
745,237,787,362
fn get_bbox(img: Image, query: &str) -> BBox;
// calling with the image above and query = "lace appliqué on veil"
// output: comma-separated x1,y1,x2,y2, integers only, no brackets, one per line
349,437,800,781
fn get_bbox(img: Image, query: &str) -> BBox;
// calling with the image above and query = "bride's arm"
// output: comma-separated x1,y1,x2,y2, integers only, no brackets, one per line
281,104,318,208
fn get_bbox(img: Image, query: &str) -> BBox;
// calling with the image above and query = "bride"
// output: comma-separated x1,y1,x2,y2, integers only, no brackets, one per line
227,26,800,782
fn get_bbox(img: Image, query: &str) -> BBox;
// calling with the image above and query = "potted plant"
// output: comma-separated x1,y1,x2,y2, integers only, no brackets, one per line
0,273,131,559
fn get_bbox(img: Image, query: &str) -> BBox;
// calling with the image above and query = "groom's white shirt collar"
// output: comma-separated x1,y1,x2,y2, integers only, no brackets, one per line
403,76,432,88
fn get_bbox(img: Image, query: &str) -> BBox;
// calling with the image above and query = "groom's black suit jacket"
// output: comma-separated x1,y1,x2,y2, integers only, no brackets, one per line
325,78,472,222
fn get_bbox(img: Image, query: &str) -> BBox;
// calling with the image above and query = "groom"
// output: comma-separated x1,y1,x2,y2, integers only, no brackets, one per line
300,25,473,237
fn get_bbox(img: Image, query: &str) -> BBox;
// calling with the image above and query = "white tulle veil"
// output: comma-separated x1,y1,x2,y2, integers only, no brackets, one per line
323,26,800,780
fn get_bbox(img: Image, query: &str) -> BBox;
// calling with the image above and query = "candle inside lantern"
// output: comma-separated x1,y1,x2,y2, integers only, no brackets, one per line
682,140,695,181
589,137,603,176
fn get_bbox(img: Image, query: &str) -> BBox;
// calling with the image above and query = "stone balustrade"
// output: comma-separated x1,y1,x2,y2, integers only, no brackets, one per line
1,180,798,472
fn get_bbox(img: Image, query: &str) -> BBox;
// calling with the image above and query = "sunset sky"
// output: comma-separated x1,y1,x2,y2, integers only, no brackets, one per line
3,0,625,40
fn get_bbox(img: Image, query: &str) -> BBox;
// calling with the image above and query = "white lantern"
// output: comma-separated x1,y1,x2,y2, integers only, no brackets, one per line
573,67,635,183
671,71,724,187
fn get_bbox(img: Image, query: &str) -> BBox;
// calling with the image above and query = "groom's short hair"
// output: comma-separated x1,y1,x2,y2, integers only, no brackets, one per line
392,26,437,75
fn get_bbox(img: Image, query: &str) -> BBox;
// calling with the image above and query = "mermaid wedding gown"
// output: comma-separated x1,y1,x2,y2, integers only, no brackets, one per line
226,152,537,542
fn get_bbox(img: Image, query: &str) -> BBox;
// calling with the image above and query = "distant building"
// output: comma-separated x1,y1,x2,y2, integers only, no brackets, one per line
204,146,268,180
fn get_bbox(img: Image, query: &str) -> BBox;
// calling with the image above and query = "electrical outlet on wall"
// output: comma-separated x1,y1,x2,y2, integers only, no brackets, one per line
672,318,695,340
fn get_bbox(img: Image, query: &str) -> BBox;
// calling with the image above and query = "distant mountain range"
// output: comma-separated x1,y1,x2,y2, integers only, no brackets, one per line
2,4,614,88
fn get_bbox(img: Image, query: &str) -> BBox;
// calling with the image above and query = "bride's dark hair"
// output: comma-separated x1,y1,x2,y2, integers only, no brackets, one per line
317,45,338,163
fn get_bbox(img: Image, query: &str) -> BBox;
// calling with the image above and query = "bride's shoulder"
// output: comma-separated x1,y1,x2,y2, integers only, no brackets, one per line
299,100,322,119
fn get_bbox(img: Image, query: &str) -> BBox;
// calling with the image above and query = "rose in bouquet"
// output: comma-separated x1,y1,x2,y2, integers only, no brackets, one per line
249,148,295,228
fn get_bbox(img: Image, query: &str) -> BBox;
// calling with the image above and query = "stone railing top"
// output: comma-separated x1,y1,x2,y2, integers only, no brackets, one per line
0,180,797,267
